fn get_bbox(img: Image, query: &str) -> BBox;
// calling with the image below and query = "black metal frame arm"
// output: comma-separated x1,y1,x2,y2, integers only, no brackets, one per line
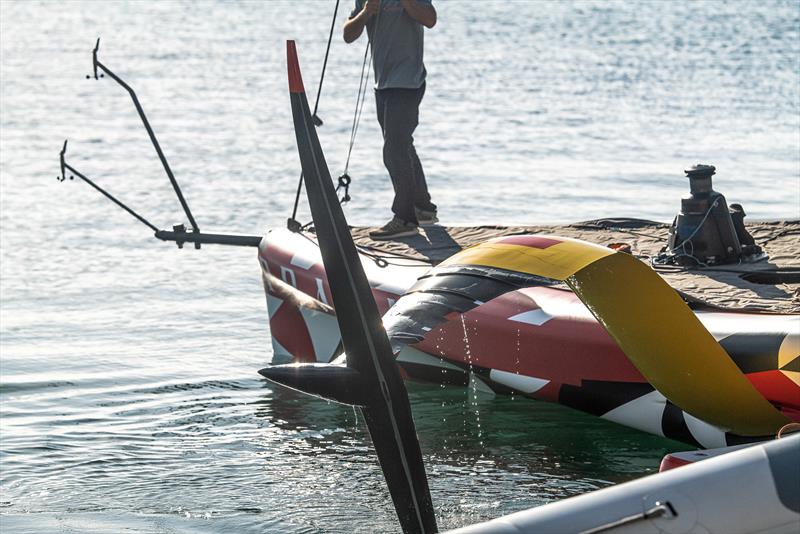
90,38,200,243
59,140,159,233
59,140,261,248
60,39,264,251
155,227,262,248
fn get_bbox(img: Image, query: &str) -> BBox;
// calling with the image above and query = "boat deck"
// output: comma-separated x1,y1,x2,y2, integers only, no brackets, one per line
341,219,800,314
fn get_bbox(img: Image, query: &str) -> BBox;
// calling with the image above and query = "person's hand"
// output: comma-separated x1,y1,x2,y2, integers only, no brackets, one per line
362,0,379,18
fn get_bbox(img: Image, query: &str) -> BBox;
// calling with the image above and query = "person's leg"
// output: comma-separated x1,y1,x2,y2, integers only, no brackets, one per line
408,83,436,213
375,88,387,135
375,89,411,221
409,145,433,212
381,87,423,224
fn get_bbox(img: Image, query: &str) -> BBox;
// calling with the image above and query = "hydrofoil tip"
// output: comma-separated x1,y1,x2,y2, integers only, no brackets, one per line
286,40,304,94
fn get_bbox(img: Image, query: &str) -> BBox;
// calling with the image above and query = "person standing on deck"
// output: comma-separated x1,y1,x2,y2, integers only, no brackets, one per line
344,0,438,240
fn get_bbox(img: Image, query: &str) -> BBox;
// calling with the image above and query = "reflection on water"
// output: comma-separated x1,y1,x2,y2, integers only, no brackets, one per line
2,0,797,532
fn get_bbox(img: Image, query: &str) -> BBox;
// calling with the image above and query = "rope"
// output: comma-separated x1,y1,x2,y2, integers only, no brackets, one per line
289,0,341,229
297,229,432,269
667,198,720,254
337,4,381,205
758,227,800,246
581,502,675,534
336,42,372,204
651,198,720,268
312,0,340,121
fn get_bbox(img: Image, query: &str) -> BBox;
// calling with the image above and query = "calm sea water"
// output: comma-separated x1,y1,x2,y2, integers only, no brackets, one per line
1,1,798,532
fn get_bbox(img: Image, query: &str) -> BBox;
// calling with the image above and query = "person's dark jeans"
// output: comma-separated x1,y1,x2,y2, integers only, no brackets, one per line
375,82,436,224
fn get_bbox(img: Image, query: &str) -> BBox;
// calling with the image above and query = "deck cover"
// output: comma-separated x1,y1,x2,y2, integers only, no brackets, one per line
341,219,799,314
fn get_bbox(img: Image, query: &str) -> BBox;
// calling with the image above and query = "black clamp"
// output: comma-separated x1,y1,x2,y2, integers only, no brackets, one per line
287,218,303,233
336,173,352,204
171,224,188,249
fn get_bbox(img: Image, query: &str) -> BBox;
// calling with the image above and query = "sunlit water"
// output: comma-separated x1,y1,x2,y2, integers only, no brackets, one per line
1,1,798,532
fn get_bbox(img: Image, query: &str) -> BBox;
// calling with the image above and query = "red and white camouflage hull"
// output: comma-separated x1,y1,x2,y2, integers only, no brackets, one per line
259,228,800,448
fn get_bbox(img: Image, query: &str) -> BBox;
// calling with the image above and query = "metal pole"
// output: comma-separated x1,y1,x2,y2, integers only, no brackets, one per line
91,38,201,246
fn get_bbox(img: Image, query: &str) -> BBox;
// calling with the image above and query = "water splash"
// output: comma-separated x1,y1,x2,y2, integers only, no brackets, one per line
460,314,483,447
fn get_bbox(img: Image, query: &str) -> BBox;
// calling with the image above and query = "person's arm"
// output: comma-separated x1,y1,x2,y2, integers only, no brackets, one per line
400,0,436,28
343,0,379,43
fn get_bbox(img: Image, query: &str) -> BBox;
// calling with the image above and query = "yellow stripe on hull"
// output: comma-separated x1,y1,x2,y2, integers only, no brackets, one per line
570,253,790,436
440,237,612,280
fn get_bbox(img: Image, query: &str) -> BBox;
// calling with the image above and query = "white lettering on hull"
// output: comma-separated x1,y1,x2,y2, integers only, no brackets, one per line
280,266,297,288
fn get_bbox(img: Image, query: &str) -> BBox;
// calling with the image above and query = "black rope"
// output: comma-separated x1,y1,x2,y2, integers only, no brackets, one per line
337,39,373,204
291,0,380,225
298,229,427,269
289,0,341,231
758,227,800,246
312,0,340,122
337,5,382,205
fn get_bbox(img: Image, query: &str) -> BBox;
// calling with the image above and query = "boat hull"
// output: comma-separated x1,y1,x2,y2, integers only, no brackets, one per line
259,228,800,448
447,434,800,534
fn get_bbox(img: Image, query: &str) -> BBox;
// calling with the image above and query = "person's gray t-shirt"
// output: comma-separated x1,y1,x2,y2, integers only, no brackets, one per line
351,0,430,90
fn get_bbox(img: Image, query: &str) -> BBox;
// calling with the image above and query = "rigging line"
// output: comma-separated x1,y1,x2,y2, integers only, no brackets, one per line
290,0,341,225
759,227,800,246
342,43,372,175
297,229,435,268
569,222,669,240
342,9,379,176
342,1,382,177
651,199,720,268
668,198,719,254
312,0,341,118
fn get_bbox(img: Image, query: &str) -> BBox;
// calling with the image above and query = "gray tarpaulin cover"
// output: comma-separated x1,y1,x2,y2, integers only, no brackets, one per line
343,219,799,314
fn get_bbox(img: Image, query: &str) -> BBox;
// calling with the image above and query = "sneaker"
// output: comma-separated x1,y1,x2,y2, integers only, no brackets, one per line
369,217,419,240
415,207,439,225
